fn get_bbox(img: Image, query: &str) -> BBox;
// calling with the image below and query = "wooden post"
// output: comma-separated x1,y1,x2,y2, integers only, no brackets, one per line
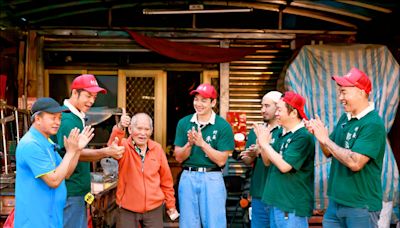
219,40,230,119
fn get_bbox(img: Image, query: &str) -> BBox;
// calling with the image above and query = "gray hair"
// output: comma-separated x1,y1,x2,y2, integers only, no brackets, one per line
131,113,153,131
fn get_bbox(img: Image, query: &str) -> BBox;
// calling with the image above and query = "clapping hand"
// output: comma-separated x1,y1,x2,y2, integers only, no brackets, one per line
78,126,95,149
191,127,206,148
187,126,195,146
240,144,258,159
64,127,81,154
253,123,272,148
306,115,329,144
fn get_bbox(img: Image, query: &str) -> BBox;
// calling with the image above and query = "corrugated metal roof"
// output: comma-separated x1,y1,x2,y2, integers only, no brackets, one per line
0,0,398,31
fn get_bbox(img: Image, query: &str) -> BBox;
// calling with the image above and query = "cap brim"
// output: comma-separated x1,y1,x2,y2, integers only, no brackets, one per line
84,87,107,94
332,76,355,87
45,106,70,113
299,110,308,120
190,90,214,98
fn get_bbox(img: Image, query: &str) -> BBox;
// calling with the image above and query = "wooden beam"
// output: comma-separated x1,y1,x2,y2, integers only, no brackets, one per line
10,1,103,18
205,1,357,29
36,28,356,36
336,1,392,13
291,1,371,21
283,7,357,29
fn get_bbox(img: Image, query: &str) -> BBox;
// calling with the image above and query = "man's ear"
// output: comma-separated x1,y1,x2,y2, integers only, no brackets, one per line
290,109,298,119
211,99,217,107
127,125,132,135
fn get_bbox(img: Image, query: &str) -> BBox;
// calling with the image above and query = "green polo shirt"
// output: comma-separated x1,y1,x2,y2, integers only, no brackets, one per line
328,110,386,211
247,126,282,199
174,113,234,168
51,108,91,197
262,126,315,217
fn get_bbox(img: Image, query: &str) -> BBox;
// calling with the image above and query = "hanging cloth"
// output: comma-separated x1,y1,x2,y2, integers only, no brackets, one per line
126,30,257,63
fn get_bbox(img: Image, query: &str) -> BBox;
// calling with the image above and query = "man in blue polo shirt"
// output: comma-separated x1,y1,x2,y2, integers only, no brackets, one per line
15,97,93,227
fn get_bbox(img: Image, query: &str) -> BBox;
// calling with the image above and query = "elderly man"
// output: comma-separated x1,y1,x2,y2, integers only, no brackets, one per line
174,83,235,228
255,91,315,228
53,74,125,228
15,97,93,227
108,111,178,228
240,91,282,228
305,67,386,228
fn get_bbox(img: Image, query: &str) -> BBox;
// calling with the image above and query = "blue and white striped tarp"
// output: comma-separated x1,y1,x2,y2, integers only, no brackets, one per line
284,44,400,210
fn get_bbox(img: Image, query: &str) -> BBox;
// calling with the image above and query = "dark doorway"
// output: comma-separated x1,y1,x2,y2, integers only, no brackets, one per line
166,71,200,151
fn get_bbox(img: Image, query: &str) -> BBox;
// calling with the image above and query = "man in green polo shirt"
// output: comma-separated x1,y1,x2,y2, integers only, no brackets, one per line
305,67,386,228
240,91,282,228
53,74,125,228
255,91,315,228
174,83,234,228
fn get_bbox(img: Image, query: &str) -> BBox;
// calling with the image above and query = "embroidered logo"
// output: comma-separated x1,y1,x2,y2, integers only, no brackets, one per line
90,79,98,86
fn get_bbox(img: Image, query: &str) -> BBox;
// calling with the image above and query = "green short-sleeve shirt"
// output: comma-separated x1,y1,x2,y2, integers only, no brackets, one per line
262,127,315,217
247,127,282,198
174,114,234,168
51,109,91,197
328,111,386,211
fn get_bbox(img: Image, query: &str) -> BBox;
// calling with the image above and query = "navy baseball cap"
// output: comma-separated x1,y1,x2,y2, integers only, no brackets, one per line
31,97,69,114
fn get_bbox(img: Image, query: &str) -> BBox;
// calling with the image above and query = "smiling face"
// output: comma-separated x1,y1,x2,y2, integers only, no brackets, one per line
70,89,98,113
193,94,216,118
338,86,367,115
128,114,153,148
275,99,290,127
34,112,62,138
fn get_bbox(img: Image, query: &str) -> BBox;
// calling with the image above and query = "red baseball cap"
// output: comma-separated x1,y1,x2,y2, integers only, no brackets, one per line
282,91,308,120
189,83,217,99
332,67,372,94
71,74,107,94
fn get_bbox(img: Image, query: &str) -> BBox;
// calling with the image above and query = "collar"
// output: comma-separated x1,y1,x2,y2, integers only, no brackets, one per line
30,126,54,148
64,99,86,125
346,102,375,120
282,121,304,136
190,111,216,126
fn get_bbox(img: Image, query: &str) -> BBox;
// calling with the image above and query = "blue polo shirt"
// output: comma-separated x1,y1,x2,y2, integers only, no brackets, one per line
15,126,67,228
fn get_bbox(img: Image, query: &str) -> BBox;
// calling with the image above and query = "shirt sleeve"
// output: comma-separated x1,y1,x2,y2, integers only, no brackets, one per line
158,146,176,209
21,142,56,178
283,133,314,171
216,122,235,152
245,129,256,149
173,119,188,147
351,122,386,160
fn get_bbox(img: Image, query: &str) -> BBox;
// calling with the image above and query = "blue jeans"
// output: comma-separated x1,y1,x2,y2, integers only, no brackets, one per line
270,206,308,228
64,196,87,228
178,170,227,228
251,198,270,228
323,200,380,228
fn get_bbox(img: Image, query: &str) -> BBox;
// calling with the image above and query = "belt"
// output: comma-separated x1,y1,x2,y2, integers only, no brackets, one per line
183,166,221,172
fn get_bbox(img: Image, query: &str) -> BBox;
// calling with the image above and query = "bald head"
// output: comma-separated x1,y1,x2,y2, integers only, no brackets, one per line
131,113,153,131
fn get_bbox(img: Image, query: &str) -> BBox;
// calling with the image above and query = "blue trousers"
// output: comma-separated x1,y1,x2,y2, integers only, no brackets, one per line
178,170,227,228
63,196,87,228
251,198,270,228
270,206,309,228
323,200,380,228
